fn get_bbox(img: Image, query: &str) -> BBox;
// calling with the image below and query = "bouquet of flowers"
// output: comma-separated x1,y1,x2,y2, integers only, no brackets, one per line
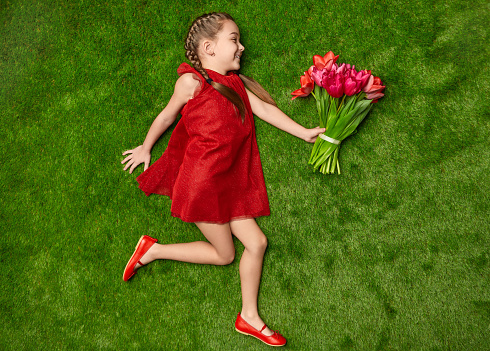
292,51,385,174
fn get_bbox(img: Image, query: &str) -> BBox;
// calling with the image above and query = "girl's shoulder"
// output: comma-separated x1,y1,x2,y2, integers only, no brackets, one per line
174,72,202,103
175,63,207,101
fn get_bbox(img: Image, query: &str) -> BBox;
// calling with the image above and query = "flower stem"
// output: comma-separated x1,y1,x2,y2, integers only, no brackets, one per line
337,95,346,113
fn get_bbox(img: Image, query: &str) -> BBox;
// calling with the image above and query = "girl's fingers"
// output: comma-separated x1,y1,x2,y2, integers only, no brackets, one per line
123,160,132,171
121,154,133,164
122,146,148,173
129,163,139,174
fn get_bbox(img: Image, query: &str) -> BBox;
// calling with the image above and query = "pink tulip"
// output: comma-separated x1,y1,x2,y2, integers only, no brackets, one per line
325,71,344,98
344,75,360,96
310,67,324,87
340,67,367,96
335,63,347,75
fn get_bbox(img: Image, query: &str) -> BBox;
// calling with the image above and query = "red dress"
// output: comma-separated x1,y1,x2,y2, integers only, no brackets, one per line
136,63,270,223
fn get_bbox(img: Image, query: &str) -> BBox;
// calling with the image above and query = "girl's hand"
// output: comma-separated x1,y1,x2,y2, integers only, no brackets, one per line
121,145,151,174
303,127,326,143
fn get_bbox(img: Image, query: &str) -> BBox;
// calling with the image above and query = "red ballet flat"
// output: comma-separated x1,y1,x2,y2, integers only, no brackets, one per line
123,235,158,281
235,313,286,347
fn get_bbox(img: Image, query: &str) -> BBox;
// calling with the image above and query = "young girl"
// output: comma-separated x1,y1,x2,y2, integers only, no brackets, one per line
121,12,324,347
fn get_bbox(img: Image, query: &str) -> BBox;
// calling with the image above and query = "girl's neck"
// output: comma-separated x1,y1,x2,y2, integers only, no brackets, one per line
202,65,230,76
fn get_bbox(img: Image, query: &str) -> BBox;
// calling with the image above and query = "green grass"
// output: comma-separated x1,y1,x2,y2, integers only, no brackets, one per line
1,0,489,350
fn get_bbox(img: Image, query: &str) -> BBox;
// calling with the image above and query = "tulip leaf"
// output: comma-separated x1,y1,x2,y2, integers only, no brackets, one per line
340,104,372,138
336,96,357,124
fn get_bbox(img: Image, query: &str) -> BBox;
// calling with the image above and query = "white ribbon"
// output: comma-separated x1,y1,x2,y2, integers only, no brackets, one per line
319,133,341,145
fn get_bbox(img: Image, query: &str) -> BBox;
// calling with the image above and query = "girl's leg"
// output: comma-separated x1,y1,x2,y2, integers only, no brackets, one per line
230,218,273,336
135,222,235,268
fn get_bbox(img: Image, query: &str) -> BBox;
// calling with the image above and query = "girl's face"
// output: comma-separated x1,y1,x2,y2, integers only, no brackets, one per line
205,20,245,74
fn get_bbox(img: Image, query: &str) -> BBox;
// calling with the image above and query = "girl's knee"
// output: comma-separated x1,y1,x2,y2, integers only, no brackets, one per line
216,251,235,265
248,233,268,255
230,219,268,255
258,234,268,251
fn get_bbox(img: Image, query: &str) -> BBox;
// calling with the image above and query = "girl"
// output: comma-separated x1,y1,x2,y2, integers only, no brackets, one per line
121,12,324,347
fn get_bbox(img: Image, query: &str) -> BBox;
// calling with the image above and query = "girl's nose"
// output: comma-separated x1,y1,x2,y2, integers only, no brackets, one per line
239,42,245,52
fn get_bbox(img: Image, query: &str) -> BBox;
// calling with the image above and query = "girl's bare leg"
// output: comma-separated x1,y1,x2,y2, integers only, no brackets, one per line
135,222,235,268
132,218,273,335
230,218,273,336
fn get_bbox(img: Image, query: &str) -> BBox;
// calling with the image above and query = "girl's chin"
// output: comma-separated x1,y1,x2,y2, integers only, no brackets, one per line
221,62,240,73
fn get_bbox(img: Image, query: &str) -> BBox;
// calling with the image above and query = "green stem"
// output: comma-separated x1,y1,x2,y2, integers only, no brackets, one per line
337,95,346,113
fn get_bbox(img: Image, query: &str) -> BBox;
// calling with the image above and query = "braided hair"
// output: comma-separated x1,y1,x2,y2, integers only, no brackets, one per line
184,12,276,121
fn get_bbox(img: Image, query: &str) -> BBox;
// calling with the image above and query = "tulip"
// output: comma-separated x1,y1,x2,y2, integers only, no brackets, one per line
359,70,371,89
362,75,374,92
307,65,314,77
291,51,386,174
335,63,347,75
366,92,385,102
313,51,339,71
341,68,357,96
325,71,344,98
291,69,315,100
344,76,360,96
310,67,324,87
363,75,385,93
363,75,385,102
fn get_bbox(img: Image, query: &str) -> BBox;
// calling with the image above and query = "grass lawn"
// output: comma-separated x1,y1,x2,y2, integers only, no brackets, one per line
1,0,489,350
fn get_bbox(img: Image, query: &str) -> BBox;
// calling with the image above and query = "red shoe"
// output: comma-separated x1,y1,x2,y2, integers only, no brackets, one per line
235,313,286,347
123,235,158,281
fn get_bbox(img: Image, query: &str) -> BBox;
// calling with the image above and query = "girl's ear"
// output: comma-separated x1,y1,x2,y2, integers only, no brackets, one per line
201,40,216,57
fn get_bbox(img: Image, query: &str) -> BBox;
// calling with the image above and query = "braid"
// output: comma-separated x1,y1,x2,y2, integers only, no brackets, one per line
185,13,246,121
184,12,277,121
184,13,228,83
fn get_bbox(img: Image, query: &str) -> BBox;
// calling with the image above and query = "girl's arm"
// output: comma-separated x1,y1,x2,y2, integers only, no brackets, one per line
246,89,325,143
122,74,200,173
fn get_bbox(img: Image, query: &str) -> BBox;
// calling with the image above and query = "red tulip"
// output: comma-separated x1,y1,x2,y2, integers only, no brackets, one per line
313,51,339,71
363,75,385,102
366,92,385,102
291,69,315,100
363,75,385,93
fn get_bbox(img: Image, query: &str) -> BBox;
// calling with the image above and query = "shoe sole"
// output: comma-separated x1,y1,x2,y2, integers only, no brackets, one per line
122,235,146,281
235,328,286,347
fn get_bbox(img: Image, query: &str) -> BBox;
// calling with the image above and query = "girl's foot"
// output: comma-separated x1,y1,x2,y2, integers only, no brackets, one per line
122,235,158,281
235,313,286,346
239,313,273,336
133,243,157,270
